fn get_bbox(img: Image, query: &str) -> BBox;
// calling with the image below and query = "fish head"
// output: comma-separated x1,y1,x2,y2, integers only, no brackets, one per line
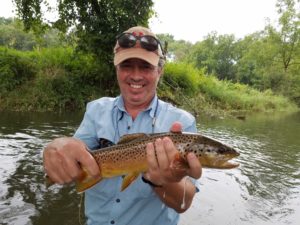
183,134,240,169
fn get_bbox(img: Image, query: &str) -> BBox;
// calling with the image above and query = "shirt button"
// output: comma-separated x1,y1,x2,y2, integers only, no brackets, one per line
116,198,120,203
110,220,115,224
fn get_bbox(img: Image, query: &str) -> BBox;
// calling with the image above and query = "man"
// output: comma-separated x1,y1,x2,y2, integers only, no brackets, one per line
43,26,202,225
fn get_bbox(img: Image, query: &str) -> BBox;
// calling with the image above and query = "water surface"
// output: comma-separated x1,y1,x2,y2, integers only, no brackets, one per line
0,111,299,225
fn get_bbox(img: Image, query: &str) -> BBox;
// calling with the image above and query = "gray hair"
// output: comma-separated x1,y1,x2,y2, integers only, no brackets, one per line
158,57,166,68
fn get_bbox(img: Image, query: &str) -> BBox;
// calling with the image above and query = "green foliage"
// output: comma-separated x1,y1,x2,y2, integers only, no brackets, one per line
33,47,118,110
0,47,118,111
156,33,193,62
14,0,155,63
159,62,297,116
0,47,296,114
0,17,69,50
197,74,297,113
162,62,200,95
0,47,37,95
185,32,237,81
0,17,36,50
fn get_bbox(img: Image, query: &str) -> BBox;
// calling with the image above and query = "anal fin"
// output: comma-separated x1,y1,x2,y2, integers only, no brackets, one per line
121,172,140,191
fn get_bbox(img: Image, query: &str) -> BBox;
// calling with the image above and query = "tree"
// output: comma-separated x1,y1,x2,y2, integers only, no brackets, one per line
13,0,155,62
263,0,300,103
266,0,300,72
0,17,36,50
187,32,237,81
0,17,68,50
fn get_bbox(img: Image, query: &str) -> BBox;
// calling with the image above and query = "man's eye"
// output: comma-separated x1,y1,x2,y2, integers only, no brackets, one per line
141,64,153,69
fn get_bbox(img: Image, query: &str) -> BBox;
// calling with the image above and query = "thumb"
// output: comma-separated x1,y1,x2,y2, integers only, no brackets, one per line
170,121,182,133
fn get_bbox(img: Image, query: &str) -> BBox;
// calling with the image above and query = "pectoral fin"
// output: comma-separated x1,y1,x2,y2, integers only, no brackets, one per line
121,172,140,191
76,167,102,193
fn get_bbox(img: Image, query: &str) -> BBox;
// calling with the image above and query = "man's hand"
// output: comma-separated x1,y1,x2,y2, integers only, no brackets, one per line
144,122,202,186
43,137,100,184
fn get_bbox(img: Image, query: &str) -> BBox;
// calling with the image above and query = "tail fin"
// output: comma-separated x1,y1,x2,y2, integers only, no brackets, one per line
76,168,102,193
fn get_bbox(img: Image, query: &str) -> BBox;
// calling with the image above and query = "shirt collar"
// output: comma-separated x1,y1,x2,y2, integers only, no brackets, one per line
114,95,158,119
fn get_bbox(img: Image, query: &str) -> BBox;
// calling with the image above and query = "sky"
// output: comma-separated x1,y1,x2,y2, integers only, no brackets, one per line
1,0,279,43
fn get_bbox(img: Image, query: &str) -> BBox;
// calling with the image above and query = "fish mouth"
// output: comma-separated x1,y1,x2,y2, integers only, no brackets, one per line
218,153,240,169
203,153,240,169
218,160,240,169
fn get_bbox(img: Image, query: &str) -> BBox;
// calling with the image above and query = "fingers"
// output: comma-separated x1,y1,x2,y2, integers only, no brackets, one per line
145,136,184,184
146,142,159,172
155,138,170,171
44,148,67,184
145,137,202,186
145,139,171,184
186,153,202,179
43,137,100,185
163,137,177,160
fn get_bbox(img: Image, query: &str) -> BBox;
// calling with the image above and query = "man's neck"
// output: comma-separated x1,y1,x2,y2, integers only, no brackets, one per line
124,104,148,120
124,99,155,120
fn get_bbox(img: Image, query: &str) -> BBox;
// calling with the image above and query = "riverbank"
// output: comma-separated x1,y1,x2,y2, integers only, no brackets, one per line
0,47,298,116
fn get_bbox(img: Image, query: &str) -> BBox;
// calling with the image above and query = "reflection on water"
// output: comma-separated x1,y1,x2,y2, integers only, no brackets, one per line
0,111,299,225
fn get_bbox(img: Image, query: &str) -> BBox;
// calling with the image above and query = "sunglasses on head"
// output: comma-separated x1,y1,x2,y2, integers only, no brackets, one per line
117,32,164,54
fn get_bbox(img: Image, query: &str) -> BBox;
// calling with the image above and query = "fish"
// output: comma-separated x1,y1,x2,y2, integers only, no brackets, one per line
75,132,240,192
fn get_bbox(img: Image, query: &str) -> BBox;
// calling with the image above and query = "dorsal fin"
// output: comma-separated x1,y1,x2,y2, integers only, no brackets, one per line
118,133,148,144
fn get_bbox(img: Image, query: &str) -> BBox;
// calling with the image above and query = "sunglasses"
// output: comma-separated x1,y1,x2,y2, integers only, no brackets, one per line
117,32,165,54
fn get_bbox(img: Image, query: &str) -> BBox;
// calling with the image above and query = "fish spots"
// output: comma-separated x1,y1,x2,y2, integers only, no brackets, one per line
90,132,239,174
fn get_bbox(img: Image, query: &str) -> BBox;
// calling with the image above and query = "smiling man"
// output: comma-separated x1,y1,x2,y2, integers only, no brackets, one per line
43,26,202,225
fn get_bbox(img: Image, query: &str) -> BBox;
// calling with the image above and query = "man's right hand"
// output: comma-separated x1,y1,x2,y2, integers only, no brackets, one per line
43,137,100,184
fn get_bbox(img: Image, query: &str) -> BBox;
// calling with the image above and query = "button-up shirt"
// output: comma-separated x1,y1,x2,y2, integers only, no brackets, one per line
74,95,198,225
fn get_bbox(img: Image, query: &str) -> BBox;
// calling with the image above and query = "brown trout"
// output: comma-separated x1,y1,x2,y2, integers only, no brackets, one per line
76,132,239,192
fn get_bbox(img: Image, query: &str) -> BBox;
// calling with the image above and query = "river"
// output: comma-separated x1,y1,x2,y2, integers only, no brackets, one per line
0,111,299,225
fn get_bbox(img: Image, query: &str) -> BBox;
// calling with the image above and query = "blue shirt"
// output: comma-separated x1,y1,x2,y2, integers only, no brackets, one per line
74,95,197,225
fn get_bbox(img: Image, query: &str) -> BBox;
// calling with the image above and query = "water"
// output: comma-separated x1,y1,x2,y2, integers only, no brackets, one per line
180,112,300,225
0,111,299,225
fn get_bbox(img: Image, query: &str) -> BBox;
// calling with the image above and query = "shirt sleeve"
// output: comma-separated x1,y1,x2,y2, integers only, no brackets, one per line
73,103,99,149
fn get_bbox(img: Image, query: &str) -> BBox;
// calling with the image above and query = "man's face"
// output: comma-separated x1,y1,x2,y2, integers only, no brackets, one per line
116,58,162,110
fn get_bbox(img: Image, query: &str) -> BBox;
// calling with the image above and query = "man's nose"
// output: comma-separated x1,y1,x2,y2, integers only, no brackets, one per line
130,65,143,77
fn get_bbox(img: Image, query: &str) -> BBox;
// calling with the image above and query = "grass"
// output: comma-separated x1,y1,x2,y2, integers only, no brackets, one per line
0,47,298,116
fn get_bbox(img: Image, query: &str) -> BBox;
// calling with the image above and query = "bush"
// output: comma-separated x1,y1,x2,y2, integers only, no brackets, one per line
0,47,37,95
163,62,201,95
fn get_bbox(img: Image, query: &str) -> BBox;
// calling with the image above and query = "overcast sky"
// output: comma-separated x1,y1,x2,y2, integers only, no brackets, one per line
149,0,279,42
1,0,279,43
